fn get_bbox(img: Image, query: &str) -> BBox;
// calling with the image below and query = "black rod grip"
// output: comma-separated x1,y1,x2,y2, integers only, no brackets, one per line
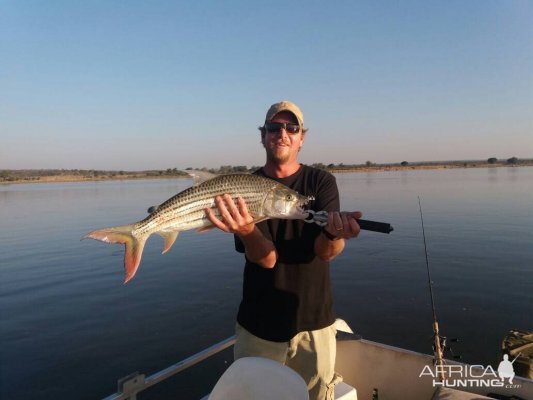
357,219,394,234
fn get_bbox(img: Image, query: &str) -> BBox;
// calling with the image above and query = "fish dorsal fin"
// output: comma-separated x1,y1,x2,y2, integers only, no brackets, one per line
183,169,219,185
147,205,159,214
158,231,180,254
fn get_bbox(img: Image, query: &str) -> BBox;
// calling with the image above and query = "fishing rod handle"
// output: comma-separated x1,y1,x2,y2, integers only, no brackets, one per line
357,219,394,234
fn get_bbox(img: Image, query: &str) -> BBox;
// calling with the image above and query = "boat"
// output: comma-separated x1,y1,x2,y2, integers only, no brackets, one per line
102,201,533,399
102,324,533,400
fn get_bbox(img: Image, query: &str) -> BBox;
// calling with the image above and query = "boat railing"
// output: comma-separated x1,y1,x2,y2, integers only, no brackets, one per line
102,336,236,400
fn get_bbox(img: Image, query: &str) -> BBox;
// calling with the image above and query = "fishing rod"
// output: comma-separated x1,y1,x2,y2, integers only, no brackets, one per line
418,197,446,381
510,352,523,364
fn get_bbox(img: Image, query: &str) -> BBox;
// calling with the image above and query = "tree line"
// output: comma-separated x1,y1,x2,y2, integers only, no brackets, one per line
0,157,528,182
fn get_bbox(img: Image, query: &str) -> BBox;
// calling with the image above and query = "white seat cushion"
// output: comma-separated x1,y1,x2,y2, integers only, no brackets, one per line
209,357,309,400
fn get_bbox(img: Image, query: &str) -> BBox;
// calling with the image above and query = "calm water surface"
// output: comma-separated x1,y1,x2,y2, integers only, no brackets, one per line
1,167,532,399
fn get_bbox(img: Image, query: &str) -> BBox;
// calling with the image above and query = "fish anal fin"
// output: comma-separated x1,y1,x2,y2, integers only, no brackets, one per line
159,231,180,254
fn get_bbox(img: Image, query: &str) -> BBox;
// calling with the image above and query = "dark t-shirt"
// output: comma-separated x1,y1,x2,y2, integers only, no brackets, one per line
234,164,340,342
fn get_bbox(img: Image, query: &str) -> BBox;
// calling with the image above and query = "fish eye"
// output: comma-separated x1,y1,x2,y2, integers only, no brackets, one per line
286,194,293,201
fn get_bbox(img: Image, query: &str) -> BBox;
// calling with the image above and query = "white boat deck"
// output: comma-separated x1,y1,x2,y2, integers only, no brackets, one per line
103,336,533,400
336,339,533,400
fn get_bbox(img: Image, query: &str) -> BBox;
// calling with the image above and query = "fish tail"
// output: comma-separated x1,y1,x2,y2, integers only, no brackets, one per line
84,224,147,284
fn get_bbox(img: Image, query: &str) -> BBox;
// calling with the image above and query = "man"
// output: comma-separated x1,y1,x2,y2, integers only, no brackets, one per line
205,101,361,400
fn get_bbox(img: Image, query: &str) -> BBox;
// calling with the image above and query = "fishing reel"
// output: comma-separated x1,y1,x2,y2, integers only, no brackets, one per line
432,335,461,361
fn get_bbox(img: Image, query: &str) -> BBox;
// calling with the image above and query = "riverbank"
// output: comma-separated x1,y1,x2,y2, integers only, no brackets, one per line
0,173,187,185
0,170,190,185
1,161,531,185
332,162,531,173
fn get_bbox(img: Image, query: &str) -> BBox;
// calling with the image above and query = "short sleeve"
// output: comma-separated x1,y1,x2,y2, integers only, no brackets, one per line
313,172,340,213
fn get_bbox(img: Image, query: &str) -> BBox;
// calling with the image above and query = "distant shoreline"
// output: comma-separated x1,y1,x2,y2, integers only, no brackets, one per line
331,163,531,174
0,174,185,185
2,162,531,185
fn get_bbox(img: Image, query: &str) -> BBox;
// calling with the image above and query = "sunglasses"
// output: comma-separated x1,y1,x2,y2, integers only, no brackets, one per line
265,122,301,134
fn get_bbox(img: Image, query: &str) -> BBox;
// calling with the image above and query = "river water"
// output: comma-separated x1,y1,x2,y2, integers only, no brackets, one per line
1,167,532,399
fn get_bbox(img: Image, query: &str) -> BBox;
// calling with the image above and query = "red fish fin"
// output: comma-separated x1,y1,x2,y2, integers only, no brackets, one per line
84,224,146,284
123,237,146,284
159,231,179,254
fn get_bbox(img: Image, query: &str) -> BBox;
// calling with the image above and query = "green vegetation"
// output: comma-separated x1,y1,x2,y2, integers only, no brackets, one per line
0,168,189,183
2,158,532,184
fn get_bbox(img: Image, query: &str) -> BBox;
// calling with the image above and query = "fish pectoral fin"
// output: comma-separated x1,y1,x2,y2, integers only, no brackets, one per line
158,231,180,254
251,216,269,225
197,224,216,233
197,217,268,234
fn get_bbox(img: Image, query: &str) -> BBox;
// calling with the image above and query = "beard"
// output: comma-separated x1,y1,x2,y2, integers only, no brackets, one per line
265,144,291,164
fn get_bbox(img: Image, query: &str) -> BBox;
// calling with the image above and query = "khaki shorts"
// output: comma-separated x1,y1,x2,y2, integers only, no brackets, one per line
234,323,342,400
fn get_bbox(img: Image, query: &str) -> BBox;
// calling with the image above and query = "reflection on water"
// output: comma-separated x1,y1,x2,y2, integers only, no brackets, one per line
487,167,498,183
1,167,532,400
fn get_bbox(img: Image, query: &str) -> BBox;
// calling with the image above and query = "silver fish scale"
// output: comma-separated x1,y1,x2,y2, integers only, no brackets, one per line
133,174,279,236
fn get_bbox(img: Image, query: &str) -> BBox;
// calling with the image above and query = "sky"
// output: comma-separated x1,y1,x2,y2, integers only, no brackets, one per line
1,0,532,170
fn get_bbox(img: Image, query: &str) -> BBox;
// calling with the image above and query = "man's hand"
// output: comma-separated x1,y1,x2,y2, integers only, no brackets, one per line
323,211,362,240
205,194,255,236
315,211,362,262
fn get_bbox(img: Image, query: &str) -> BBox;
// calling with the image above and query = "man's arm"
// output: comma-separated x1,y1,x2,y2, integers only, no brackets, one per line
314,211,362,261
205,194,277,268
237,226,277,268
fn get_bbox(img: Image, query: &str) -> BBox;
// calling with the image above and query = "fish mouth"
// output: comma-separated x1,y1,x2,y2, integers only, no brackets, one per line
296,195,315,214
302,195,315,205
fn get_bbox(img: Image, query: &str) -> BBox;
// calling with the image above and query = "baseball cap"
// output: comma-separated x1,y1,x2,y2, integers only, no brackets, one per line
265,101,304,128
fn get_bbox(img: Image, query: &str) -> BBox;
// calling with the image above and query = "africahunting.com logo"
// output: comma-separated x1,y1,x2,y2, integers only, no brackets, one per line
419,354,522,389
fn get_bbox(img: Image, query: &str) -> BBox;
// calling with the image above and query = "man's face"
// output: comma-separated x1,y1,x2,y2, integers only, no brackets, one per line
262,111,305,164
